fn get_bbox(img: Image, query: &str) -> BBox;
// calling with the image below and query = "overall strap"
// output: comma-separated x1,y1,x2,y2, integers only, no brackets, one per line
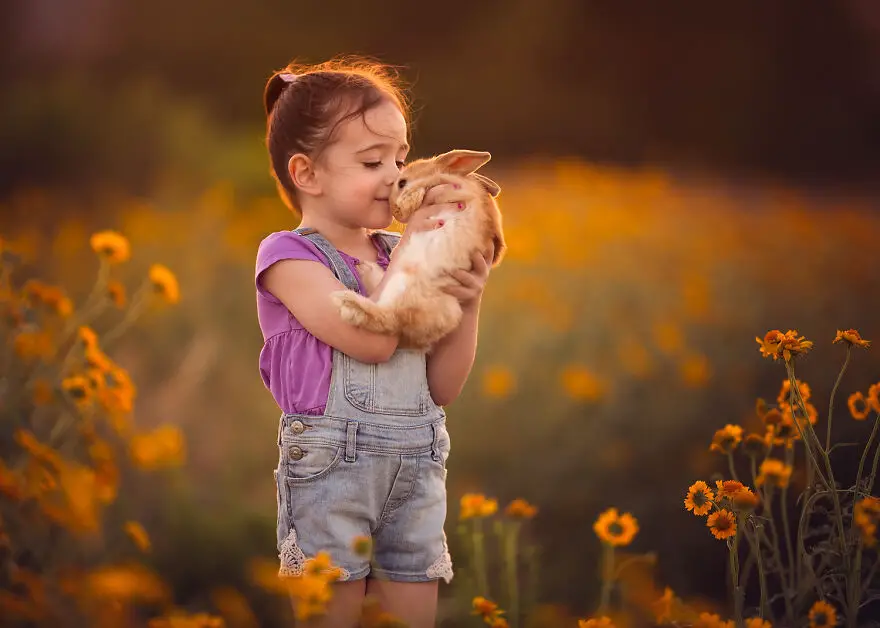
370,230,401,257
292,227,360,292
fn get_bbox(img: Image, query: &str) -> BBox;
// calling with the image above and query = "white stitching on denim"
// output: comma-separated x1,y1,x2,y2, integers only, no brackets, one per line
426,533,453,583
278,529,306,577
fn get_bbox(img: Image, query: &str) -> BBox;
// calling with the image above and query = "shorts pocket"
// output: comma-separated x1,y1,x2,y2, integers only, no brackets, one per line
282,442,343,484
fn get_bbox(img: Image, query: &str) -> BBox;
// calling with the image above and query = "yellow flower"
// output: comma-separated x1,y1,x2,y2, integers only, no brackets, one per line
504,498,537,519
778,378,811,404
714,480,746,500
148,610,225,628
352,535,373,557
124,521,151,552
808,600,837,628
482,366,515,398
78,326,99,350
149,264,180,304
854,496,880,547
756,459,792,489
684,481,714,516
90,231,131,264
709,424,743,454
833,329,870,348
107,280,127,308
731,487,760,512
868,383,880,413
593,508,639,547
460,493,498,520
13,331,53,362
472,596,502,620
706,509,737,540
62,376,92,405
561,365,606,401
579,618,615,628
849,392,871,420
129,425,186,470
84,563,169,602
756,329,813,362
695,612,734,628
651,587,675,623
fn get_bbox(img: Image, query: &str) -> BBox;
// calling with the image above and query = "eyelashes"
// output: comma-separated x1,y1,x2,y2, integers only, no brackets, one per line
363,161,406,169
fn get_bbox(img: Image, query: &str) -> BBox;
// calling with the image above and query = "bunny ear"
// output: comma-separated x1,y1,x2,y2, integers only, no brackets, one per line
434,150,492,175
470,173,501,197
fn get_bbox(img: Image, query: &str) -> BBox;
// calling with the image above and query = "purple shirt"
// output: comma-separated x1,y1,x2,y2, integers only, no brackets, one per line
255,231,391,414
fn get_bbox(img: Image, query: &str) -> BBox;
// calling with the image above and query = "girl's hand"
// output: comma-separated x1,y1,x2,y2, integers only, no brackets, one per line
442,248,493,309
403,183,469,235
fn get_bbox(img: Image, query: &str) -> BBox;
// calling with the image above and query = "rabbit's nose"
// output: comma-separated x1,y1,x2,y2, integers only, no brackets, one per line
397,179,407,189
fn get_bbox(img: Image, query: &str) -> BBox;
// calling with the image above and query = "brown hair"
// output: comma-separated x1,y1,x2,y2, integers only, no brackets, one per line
263,56,412,211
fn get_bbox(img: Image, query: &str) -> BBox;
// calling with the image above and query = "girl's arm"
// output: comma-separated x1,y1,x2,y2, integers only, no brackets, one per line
426,251,491,406
262,260,399,364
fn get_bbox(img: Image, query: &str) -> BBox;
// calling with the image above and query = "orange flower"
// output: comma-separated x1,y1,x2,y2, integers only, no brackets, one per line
472,597,503,622
579,618,615,628
352,535,373,557
778,378,812,404
854,496,880,547
694,612,734,628
684,481,714,516
833,329,870,348
868,383,880,413
715,480,746,500
124,521,151,553
651,587,675,624
756,329,813,362
593,508,639,547
561,365,606,401
849,392,871,420
90,231,131,264
762,408,784,427
706,509,737,540
504,498,537,519
745,619,772,628
482,366,515,398
106,280,127,308
756,459,792,489
808,600,837,628
460,493,498,520
148,264,180,304
710,424,743,454
731,488,760,512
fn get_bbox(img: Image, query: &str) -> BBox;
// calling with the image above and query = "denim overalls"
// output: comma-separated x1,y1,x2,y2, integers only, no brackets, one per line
274,228,453,583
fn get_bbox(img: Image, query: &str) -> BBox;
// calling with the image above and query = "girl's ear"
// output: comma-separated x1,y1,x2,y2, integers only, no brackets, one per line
470,173,501,197
433,150,492,175
288,154,321,197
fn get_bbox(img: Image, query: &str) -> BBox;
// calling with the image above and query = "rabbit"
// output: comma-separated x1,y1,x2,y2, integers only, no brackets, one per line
331,149,506,351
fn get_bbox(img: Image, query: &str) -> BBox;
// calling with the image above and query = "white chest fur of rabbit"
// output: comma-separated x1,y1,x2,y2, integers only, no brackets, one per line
330,149,506,351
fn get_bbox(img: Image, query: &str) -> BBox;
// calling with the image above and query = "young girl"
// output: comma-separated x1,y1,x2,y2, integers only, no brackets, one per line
255,58,493,627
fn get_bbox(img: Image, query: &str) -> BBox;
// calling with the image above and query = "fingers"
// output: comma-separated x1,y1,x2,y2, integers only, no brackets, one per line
424,183,468,206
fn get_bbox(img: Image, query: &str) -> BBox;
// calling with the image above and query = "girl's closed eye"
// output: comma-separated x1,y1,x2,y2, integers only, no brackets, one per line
363,161,406,169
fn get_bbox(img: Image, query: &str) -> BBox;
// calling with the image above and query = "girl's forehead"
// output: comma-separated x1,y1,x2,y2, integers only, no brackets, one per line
337,101,407,149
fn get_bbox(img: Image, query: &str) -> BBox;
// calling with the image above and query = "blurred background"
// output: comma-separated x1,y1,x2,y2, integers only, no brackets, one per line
2,0,880,626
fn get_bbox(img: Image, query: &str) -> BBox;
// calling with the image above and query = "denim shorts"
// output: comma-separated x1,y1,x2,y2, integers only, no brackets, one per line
274,413,453,583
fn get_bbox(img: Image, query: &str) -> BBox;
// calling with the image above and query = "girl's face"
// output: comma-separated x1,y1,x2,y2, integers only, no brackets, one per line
313,99,409,230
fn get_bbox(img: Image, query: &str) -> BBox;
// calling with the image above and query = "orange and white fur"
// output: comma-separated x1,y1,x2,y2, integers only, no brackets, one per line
331,149,505,351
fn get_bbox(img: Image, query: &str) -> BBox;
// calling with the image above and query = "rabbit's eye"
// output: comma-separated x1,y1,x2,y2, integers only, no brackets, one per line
397,179,407,189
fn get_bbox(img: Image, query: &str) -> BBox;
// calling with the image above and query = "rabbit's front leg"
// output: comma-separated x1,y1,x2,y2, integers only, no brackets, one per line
330,290,399,335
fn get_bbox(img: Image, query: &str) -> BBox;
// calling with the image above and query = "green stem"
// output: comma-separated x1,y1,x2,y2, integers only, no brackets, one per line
504,522,520,627
472,517,489,598
731,526,744,628
598,543,614,615
728,452,740,482
863,412,880,496
745,523,771,621
781,446,797,596
766,489,795,623
102,280,151,348
826,347,851,451
787,364,854,627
